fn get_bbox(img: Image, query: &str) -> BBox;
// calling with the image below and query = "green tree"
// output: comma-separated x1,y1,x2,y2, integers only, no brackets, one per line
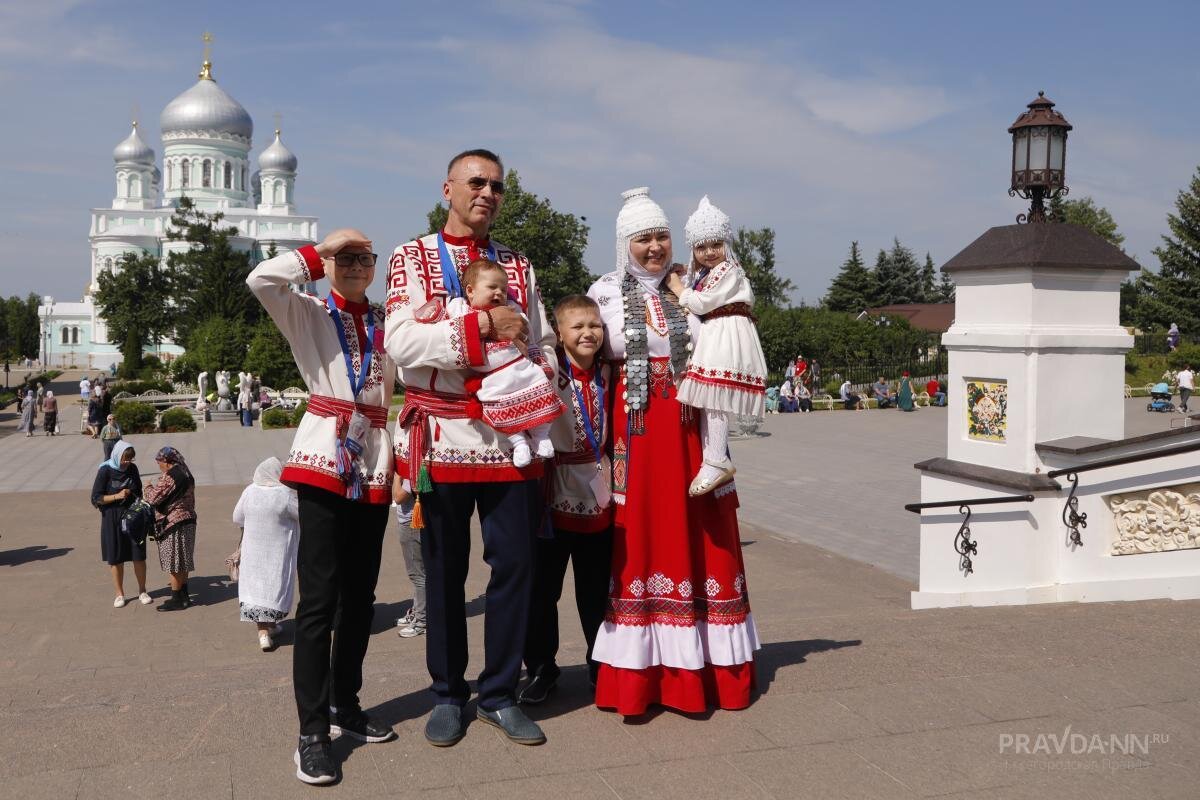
730,227,793,310
1049,195,1126,248
823,242,875,312
93,252,173,372
918,253,937,303
244,318,301,388
872,238,922,306
936,269,956,303
3,294,42,360
166,197,258,343
421,170,593,308
180,316,250,378
1137,167,1200,332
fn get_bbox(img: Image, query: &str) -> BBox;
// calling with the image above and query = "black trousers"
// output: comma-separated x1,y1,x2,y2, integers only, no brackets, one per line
421,479,539,711
524,526,613,684
293,486,388,736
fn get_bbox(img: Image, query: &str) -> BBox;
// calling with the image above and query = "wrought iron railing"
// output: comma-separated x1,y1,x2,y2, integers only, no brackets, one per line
904,494,1035,574
1046,439,1200,547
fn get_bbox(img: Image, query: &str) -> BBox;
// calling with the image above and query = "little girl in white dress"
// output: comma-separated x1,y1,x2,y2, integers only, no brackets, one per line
667,196,768,496
444,259,564,467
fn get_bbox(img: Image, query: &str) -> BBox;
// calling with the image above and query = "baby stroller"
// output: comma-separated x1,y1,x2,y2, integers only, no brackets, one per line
1147,382,1176,413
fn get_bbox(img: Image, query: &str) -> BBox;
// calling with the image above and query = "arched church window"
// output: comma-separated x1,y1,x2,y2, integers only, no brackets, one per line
131,175,141,196
202,160,212,188
223,162,232,189
239,166,244,191
72,327,80,345
104,257,113,272
181,159,190,188
61,328,69,345
274,182,285,204
164,162,172,189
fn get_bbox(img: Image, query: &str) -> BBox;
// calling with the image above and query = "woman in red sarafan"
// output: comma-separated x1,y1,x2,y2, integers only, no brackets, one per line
586,187,760,716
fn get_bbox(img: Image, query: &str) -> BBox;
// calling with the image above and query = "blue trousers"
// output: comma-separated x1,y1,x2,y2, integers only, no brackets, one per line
420,479,539,710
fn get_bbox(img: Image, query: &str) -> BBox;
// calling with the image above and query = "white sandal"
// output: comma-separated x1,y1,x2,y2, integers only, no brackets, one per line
688,459,736,497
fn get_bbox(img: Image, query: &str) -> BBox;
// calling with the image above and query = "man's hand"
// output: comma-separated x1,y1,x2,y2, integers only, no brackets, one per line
314,229,372,258
479,306,528,350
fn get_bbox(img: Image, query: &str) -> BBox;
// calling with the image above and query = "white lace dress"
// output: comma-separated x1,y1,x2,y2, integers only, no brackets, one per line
233,484,300,623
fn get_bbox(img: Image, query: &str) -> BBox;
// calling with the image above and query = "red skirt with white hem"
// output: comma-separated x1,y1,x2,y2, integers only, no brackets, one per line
592,358,759,716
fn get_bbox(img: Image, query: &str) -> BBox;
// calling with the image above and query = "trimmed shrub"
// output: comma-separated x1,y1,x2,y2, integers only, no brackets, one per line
113,400,157,434
1167,343,1200,370
159,407,196,432
261,406,295,429
110,379,175,396
290,399,308,427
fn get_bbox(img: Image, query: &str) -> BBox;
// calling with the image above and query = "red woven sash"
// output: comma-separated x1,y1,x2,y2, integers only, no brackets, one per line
703,302,756,322
306,394,389,434
396,386,483,486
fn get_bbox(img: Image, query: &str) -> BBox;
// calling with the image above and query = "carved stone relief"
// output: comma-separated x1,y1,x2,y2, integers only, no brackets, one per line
1106,483,1200,555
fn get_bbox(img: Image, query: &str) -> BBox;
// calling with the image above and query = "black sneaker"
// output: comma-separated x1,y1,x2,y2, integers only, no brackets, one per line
294,734,338,785
330,707,397,743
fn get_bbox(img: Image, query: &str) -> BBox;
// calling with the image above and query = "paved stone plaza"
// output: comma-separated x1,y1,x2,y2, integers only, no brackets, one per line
2,373,1199,797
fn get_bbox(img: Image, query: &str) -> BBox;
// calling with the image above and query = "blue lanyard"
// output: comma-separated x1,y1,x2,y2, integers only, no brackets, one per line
692,266,710,289
436,233,497,300
562,351,604,465
325,294,375,398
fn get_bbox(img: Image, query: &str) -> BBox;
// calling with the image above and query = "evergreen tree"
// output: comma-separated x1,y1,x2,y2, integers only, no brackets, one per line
872,239,922,305
1049,196,1125,248
918,253,937,303
93,252,173,372
730,227,793,310
936,269,956,302
869,248,889,307
1138,167,1200,332
165,197,259,343
244,318,301,388
823,242,875,312
421,170,593,308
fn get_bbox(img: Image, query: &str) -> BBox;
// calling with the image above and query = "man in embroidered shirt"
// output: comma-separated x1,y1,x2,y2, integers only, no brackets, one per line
385,149,552,747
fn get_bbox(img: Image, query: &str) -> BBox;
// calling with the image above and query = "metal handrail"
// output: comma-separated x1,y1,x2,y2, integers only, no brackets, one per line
904,494,1035,575
1046,438,1200,546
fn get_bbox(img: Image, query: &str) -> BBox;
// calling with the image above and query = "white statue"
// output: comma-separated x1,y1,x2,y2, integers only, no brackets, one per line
238,371,252,393
196,371,209,410
215,370,234,411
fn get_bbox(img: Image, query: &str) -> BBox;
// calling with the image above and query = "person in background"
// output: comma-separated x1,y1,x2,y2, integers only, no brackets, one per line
100,414,122,459
872,376,895,409
91,442,150,607
392,476,426,639
926,378,946,407
234,457,300,652
42,391,58,436
19,389,36,436
898,371,915,412
1168,323,1181,352
779,377,798,413
784,360,795,384
796,379,813,413
1178,364,1194,413
80,376,91,403
143,446,198,612
86,391,103,438
840,379,863,410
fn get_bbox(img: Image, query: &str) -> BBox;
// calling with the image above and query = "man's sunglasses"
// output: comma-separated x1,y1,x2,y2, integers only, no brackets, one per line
333,253,378,267
451,176,506,194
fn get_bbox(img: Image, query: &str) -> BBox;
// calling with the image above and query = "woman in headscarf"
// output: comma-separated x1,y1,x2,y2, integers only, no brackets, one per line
233,457,301,651
18,389,35,436
85,391,103,438
42,391,58,436
585,187,760,717
91,441,150,607
898,371,915,412
143,446,198,611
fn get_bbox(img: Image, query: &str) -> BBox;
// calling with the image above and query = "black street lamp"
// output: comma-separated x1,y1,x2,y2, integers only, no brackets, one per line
1008,91,1072,223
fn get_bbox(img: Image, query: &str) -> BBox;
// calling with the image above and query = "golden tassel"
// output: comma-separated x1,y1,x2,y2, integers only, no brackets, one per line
411,495,426,530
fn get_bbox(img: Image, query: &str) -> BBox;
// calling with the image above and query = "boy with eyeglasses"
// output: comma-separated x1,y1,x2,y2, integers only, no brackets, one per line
248,228,398,786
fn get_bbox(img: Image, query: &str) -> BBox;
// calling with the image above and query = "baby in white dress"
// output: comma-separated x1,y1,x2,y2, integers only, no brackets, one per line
444,259,564,468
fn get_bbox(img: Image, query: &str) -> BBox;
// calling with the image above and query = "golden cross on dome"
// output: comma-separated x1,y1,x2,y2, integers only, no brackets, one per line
199,31,214,80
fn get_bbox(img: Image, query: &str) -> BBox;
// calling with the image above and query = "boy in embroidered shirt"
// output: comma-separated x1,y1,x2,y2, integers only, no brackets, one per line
665,196,768,497
520,294,615,704
442,259,564,467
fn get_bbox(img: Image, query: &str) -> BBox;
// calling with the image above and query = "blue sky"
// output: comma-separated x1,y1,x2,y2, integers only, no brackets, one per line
2,0,1198,305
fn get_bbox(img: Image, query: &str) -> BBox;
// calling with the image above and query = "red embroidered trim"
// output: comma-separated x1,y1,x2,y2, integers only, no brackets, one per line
280,464,390,504
680,368,766,394
394,456,544,483
297,245,324,281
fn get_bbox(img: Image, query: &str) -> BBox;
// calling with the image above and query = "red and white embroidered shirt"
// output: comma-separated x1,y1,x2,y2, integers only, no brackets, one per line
548,355,614,533
385,230,556,483
247,246,396,503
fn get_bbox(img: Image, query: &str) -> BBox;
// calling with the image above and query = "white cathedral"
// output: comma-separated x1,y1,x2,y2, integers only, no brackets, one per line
39,53,318,368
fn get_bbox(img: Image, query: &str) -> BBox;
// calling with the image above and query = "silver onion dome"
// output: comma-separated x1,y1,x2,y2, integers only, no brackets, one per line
112,123,155,164
160,74,253,140
258,129,297,172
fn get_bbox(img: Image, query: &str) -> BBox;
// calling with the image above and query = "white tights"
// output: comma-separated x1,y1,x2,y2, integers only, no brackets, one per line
695,410,732,484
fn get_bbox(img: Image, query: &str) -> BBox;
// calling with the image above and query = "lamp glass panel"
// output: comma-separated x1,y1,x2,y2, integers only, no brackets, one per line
1028,127,1049,171
1013,130,1029,171
1049,131,1065,172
